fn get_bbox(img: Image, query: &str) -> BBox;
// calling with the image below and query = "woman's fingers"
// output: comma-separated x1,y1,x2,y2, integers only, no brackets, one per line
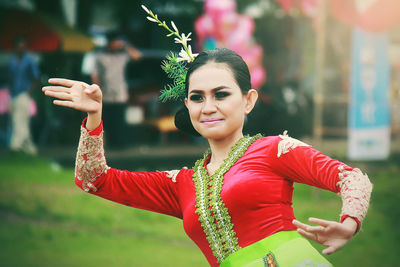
292,219,311,232
53,100,75,108
44,90,72,101
84,85,97,94
48,78,77,87
293,219,320,232
48,78,89,88
292,219,305,228
42,86,71,93
293,219,326,234
297,228,318,242
322,246,336,255
309,217,331,227
86,84,101,94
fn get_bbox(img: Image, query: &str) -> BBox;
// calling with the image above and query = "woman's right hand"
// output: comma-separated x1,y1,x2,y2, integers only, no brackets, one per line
42,78,102,114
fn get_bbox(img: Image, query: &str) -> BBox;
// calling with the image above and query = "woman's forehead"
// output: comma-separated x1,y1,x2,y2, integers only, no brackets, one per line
188,62,238,91
193,62,232,74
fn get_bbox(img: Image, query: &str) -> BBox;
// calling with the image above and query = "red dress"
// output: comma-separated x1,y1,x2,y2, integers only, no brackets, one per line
75,119,371,266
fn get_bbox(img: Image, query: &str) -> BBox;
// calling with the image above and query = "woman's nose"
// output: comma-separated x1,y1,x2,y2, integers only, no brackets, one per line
202,98,217,113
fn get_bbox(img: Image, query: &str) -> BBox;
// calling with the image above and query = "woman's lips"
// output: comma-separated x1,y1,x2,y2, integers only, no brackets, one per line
201,119,223,125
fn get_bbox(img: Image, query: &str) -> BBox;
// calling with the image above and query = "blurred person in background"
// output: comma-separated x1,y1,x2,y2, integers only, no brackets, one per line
8,36,40,155
91,31,142,148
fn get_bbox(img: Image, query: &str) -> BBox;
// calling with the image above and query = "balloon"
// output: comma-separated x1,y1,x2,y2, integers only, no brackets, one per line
195,15,214,45
251,66,267,89
300,0,319,17
276,0,297,13
195,0,267,89
330,0,400,32
205,0,236,17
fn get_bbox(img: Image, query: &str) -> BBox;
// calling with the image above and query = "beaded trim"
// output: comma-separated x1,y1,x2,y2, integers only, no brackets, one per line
75,126,110,192
337,165,373,223
192,134,262,263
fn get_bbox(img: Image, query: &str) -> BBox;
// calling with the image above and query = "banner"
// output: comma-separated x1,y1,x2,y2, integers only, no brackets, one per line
348,28,391,160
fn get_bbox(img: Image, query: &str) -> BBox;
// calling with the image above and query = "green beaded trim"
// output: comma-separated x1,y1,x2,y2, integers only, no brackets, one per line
192,134,263,263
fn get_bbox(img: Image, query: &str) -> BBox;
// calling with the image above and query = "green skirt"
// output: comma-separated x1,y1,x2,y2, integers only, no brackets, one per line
220,231,332,267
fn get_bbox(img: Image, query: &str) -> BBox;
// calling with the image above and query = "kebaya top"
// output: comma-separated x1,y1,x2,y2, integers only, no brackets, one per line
74,118,372,266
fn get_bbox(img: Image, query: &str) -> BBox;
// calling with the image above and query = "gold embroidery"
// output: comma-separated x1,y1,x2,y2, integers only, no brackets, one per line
75,126,109,192
265,252,278,267
337,165,373,224
277,130,309,158
164,168,187,183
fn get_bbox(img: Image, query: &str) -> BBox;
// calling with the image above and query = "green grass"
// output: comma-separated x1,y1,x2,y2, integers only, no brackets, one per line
1,152,399,266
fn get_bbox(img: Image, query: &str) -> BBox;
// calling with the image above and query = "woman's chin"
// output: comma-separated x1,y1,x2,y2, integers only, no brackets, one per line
196,127,231,141
196,127,221,138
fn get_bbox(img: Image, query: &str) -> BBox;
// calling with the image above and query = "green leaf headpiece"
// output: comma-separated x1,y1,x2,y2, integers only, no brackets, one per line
142,5,198,102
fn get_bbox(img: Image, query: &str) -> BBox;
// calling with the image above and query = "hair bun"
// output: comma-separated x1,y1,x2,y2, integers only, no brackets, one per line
174,106,200,136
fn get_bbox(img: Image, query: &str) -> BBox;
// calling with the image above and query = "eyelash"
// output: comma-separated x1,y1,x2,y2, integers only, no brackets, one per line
189,92,230,102
189,95,203,101
215,92,230,99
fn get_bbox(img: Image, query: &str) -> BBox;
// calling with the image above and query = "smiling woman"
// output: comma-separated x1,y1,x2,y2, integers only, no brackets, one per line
41,7,373,267
175,48,257,139
186,63,257,141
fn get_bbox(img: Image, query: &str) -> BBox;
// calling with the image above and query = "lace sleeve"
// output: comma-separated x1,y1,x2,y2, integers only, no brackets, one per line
337,165,373,227
75,125,110,192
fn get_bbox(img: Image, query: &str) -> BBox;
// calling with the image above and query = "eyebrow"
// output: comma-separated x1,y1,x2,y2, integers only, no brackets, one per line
189,86,230,95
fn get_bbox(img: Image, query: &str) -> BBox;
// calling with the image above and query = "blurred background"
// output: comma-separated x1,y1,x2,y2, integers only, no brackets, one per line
0,0,399,266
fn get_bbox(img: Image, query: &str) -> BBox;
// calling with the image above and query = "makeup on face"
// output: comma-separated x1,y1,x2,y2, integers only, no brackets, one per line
185,63,247,140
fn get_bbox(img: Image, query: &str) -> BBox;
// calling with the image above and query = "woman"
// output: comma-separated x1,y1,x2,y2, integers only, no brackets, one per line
42,48,372,266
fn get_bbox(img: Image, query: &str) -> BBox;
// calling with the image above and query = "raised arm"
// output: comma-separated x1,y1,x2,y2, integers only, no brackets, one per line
42,79,182,218
125,44,142,61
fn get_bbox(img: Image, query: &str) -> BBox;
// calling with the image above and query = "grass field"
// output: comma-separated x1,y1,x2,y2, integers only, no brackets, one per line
1,152,399,266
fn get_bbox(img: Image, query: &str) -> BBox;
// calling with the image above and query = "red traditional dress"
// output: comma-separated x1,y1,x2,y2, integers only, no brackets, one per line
75,118,372,266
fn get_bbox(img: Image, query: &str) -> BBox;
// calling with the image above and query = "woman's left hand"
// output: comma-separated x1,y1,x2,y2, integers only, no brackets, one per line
292,217,358,255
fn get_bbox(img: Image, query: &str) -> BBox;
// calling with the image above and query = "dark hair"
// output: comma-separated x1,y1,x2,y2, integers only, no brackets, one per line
175,48,252,136
185,48,251,96
106,30,125,43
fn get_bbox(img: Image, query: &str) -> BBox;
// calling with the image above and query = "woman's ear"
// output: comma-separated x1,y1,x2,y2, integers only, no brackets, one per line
244,89,258,115
184,97,188,109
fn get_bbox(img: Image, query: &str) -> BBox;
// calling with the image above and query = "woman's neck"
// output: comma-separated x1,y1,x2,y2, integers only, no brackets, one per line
207,131,243,173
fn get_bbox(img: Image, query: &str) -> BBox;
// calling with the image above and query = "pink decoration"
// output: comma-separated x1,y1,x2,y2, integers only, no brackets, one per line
0,89,9,114
0,89,37,116
205,0,236,17
274,0,400,32
330,0,400,32
250,66,266,90
195,0,267,89
276,0,297,13
29,98,37,116
300,0,319,17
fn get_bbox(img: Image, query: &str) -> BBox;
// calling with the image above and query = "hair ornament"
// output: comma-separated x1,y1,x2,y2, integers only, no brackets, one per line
142,5,198,102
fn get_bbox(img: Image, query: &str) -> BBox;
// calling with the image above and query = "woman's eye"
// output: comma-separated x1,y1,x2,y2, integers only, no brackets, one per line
190,95,203,101
215,92,230,99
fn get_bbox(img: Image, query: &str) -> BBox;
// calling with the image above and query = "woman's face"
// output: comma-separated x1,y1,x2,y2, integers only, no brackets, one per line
185,62,257,141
